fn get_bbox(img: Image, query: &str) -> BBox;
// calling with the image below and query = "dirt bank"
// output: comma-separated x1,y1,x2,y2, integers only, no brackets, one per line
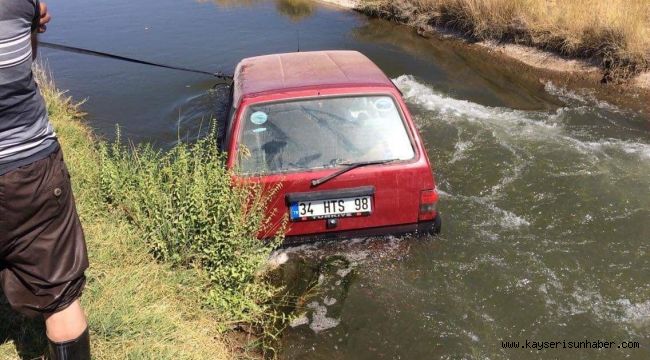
316,0,650,91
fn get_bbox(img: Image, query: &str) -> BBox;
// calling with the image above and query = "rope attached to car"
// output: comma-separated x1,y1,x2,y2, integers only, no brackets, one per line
40,41,233,80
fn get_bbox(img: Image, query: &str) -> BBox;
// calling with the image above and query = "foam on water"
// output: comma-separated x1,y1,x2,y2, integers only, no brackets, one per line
485,201,530,229
287,302,342,333
436,188,452,198
267,251,289,269
336,267,353,278
582,139,650,160
544,81,619,111
274,235,411,264
393,75,650,163
551,287,650,329
307,301,341,333
449,140,473,164
487,139,528,198
385,77,646,324
289,313,310,328
323,296,337,306
618,299,650,325
447,193,530,232
394,74,650,237
393,75,561,133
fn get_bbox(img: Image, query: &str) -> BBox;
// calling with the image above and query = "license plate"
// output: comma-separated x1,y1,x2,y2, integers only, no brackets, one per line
290,196,372,221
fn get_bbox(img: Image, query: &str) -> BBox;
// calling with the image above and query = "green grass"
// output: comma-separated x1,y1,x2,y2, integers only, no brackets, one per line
0,68,285,359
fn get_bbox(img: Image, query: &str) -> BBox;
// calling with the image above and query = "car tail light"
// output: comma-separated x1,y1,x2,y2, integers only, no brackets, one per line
419,189,439,221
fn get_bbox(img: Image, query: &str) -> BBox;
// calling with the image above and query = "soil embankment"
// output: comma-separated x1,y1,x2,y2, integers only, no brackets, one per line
317,0,650,91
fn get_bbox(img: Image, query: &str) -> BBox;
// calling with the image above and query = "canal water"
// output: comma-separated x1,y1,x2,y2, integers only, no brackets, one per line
41,0,650,359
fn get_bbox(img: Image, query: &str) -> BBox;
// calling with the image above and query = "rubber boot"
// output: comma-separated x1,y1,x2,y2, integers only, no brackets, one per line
48,327,90,360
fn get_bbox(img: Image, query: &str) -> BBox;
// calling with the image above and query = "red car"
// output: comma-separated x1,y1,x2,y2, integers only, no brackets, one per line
222,50,441,243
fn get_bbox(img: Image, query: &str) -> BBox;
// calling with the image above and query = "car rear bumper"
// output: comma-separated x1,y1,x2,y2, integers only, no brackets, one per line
282,215,441,245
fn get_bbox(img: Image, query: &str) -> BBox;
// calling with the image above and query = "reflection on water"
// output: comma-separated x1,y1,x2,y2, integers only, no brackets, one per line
199,0,263,7
205,0,314,21
275,0,314,22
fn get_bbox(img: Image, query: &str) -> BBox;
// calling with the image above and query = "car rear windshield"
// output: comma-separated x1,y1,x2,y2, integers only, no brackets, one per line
237,95,415,174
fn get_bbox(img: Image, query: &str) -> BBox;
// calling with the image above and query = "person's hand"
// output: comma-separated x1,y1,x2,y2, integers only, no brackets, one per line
37,2,51,33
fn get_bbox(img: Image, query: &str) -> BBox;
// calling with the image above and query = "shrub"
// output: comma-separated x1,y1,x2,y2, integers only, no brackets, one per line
98,126,285,330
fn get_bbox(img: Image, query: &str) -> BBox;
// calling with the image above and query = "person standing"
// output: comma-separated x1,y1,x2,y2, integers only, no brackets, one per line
0,1,90,358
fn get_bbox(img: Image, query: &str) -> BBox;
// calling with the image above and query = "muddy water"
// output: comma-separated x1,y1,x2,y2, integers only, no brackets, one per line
41,0,650,358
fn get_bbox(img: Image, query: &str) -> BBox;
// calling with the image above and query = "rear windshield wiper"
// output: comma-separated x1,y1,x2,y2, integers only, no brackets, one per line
311,159,398,187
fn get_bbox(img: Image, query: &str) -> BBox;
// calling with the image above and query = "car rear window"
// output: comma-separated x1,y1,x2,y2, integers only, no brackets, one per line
237,95,415,175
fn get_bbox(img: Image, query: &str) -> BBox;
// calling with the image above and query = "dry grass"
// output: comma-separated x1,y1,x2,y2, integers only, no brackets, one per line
360,0,650,79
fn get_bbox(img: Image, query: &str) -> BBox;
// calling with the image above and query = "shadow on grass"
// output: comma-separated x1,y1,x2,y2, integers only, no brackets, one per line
0,293,48,359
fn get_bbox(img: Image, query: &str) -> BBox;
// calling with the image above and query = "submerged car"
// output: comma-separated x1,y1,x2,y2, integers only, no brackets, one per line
222,50,441,242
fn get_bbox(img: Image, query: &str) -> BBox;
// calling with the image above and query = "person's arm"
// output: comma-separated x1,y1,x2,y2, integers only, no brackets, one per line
31,1,51,59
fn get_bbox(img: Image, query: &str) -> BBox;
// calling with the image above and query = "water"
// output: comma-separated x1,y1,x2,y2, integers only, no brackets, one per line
40,0,650,358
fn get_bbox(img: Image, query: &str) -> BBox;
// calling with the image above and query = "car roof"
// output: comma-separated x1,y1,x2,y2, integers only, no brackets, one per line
233,50,394,106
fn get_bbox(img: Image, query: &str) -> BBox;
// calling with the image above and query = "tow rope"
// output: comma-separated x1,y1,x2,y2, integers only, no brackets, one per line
40,41,233,80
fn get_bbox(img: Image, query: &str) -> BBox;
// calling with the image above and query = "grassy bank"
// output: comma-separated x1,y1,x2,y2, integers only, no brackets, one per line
0,70,284,359
359,0,650,80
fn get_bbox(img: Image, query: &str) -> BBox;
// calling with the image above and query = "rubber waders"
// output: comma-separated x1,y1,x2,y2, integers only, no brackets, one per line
48,328,90,360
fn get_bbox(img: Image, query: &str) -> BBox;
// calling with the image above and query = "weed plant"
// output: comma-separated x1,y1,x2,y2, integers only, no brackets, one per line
98,126,287,335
